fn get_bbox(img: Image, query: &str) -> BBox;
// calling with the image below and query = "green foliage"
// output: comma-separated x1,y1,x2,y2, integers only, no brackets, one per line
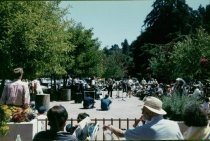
0,1,74,79
102,44,128,78
67,23,104,77
149,29,210,81
132,0,205,79
162,94,202,121
171,29,210,79
0,106,10,136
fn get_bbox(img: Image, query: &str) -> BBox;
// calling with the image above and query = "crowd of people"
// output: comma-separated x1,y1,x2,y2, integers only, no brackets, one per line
1,67,210,140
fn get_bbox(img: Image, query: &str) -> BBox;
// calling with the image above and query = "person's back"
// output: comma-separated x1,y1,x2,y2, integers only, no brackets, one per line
0,68,30,108
125,115,183,140
33,105,77,141
103,96,183,140
101,95,112,110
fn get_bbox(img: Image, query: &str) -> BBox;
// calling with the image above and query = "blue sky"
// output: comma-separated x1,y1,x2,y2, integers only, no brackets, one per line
60,0,210,48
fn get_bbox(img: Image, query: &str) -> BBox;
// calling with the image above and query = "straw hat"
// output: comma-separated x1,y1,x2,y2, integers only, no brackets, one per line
143,96,167,115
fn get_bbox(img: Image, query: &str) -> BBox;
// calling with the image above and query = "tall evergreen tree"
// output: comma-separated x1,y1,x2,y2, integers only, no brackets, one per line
132,0,201,79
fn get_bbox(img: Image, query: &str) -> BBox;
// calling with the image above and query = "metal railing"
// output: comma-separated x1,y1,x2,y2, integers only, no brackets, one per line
37,118,138,141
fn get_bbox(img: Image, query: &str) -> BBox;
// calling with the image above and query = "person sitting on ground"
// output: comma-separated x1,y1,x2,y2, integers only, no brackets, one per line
83,93,95,109
183,103,210,140
101,94,112,110
33,105,78,141
103,96,184,140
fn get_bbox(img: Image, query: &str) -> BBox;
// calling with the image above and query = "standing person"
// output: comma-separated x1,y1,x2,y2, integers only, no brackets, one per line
31,79,43,101
103,96,184,140
171,77,186,96
107,78,113,98
33,105,78,141
202,97,210,115
183,103,210,140
127,77,133,98
101,94,112,110
192,85,203,99
0,67,30,108
141,78,147,88
31,79,43,95
122,78,127,93
91,76,96,90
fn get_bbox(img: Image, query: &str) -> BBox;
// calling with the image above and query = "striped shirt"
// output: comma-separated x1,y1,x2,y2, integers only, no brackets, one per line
0,80,30,107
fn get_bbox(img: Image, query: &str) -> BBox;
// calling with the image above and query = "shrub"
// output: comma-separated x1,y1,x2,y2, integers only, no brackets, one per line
161,94,202,121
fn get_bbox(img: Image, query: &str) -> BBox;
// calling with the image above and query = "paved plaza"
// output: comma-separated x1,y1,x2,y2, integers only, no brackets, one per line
49,90,144,140
50,90,144,120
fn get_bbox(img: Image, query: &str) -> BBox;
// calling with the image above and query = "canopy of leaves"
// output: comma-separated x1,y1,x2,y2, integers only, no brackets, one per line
67,23,104,77
131,0,204,79
149,29,210,81
171,29,210,80
0,1,74,80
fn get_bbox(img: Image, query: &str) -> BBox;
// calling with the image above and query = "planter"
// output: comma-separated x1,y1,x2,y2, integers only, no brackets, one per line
60,89,71,101
35,94,50,111
75,92,83,103
1,119,38,141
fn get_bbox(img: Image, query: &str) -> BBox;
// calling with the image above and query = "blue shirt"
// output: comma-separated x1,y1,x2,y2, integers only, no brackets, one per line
124,115,184,140
101,98,112,110
83,96,95,108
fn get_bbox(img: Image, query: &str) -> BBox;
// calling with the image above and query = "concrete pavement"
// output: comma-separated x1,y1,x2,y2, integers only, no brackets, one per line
49,90,144,119
49,90,144,140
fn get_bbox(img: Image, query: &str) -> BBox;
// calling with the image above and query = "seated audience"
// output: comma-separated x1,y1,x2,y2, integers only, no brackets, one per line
33,105,78,141
183,103,210,140
101,94,112,110
66,112,90,134
66,112,93,141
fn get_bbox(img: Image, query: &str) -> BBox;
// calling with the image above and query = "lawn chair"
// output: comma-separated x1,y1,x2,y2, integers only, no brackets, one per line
88,122,99,141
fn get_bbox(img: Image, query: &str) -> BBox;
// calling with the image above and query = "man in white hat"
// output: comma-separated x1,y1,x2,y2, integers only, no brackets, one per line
103,96,184,140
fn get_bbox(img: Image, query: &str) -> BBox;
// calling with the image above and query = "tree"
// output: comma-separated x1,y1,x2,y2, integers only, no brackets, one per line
0,1,73,79
0,1,74,93
131,0,201,79
103,44,126,79
170,29,210,80
150,29,210,81
197,4,210,34
67,23,104,77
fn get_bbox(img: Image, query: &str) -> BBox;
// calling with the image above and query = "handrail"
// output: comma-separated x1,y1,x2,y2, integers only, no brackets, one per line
37,118,137,141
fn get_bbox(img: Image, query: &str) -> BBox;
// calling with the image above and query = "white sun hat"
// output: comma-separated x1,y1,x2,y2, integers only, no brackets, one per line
143,96,167,115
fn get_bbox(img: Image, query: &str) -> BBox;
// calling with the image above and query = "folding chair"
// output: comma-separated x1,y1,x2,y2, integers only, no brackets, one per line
88,122,99,141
